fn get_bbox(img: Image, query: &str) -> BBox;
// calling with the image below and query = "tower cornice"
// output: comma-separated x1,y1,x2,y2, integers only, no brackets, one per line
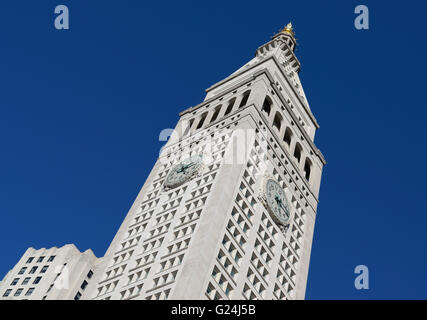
255,35,300,72
183,54,319,130
179,68,326,166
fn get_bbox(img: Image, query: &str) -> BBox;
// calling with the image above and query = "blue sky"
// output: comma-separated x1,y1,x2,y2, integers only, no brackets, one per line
0,1,426,299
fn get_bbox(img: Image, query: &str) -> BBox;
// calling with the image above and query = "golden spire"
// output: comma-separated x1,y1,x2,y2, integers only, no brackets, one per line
282,22,295,36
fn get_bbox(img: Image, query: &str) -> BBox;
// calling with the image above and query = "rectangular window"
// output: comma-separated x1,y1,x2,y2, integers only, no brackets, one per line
47,255,56,262
210,106,221,123
14,288,23,297
37,256,45,263
33,276,42,284
87,270,93,279
196,112,208,130
25,288,35,296
22,277,31,285
74,292,82,300
40,265,49,273
81,280,88,290
29,266,38,274
18,267,27,275
26,257,34,264
3,289,12,297
225,287,231,296
10,278,19,286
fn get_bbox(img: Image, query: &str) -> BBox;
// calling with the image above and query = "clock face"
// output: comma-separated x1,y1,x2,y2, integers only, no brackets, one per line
264,179,291,226
164,155,202,189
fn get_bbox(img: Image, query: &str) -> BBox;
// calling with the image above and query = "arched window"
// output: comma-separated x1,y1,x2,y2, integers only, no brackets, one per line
272,112,282,132
183,118,194,137
293,142,302,163
239,90,251,108
283,127,292,146
304,158,312,181
262,96,272,116
210,105,222,123
224,98,236,116
196,112,208,130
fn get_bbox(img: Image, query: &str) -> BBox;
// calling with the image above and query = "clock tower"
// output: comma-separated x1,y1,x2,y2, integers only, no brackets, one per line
84,23,325,300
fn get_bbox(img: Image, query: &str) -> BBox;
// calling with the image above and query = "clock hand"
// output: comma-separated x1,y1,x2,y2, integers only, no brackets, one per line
184,162,195,169
275,195,289,218
177,165,187,173
181,162,196,173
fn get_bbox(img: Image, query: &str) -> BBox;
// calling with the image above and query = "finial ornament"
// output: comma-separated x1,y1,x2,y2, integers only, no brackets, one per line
282,22,295,36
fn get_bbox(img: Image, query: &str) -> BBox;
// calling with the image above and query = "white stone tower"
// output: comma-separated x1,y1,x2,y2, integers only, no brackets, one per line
84,23,325,300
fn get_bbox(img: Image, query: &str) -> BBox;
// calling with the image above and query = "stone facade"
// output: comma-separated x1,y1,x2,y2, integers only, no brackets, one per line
84,25,325,300
0,244,99,300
